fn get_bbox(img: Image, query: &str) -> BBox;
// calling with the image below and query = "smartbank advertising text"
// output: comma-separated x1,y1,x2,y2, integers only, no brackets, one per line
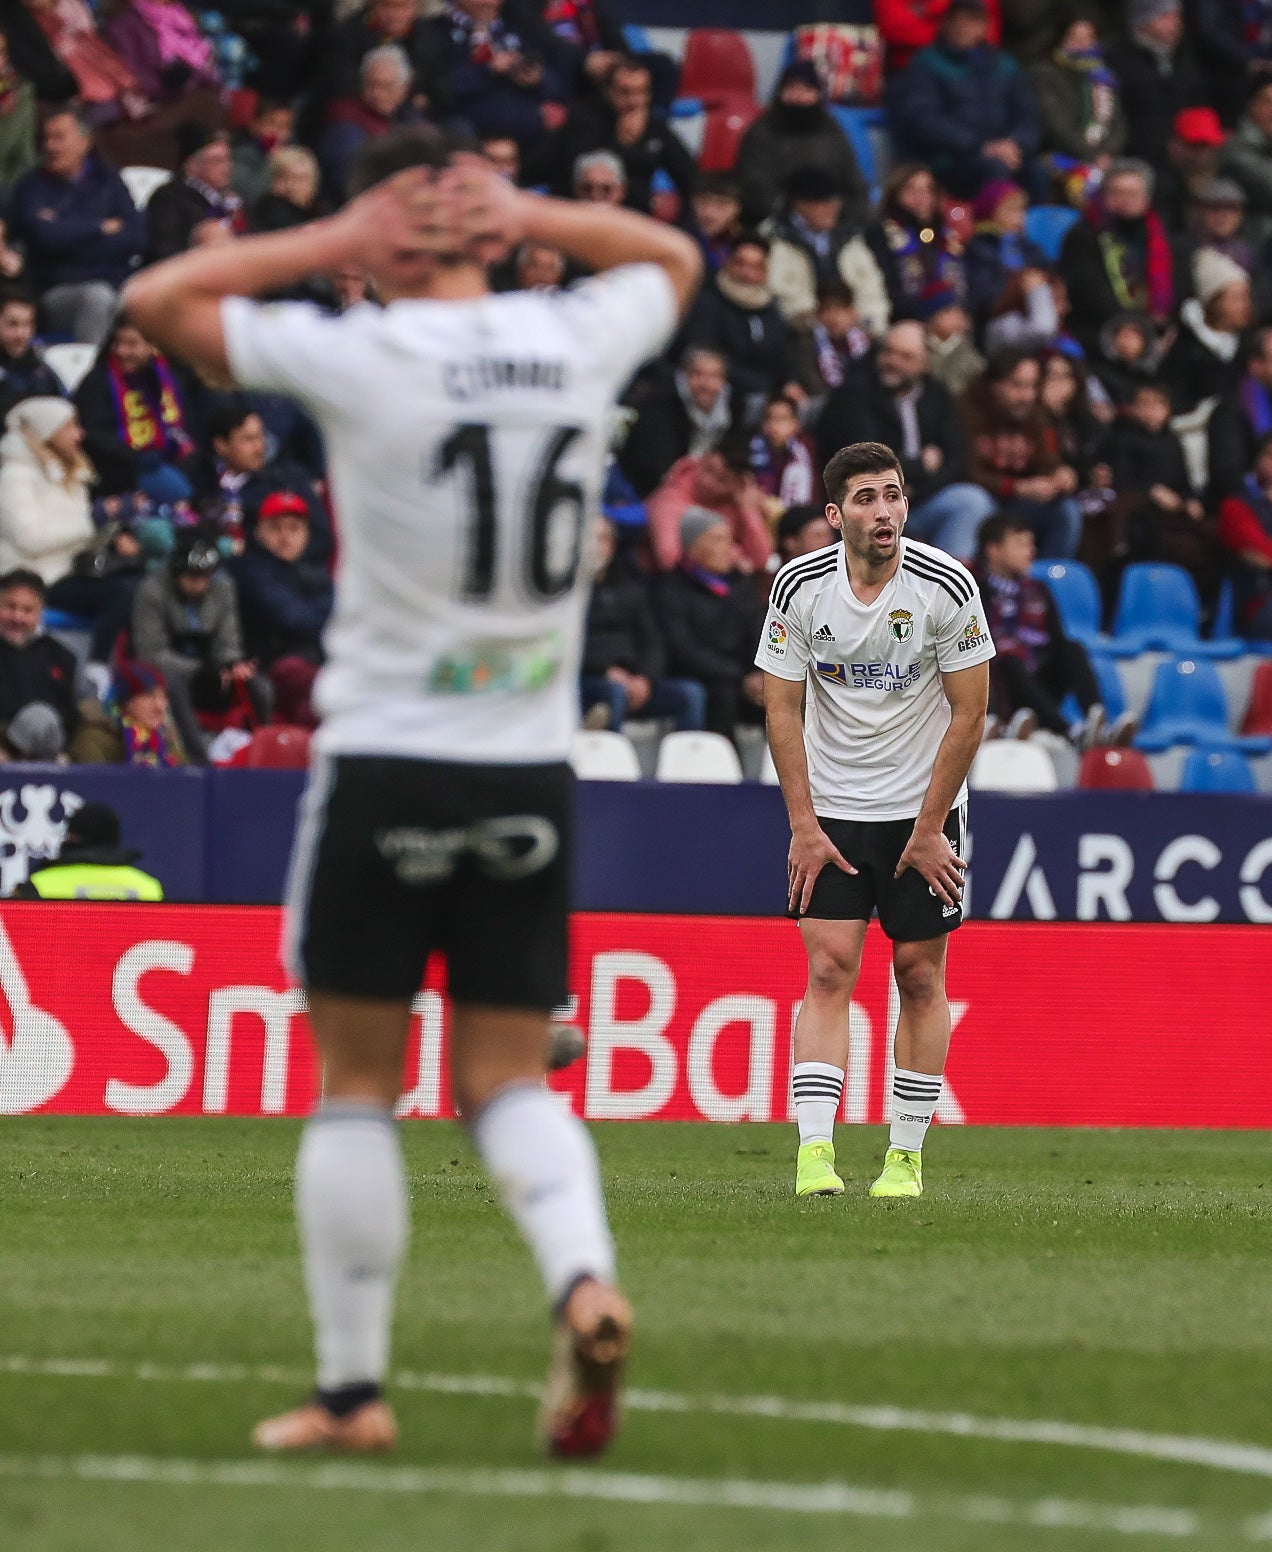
1,905,1269,1127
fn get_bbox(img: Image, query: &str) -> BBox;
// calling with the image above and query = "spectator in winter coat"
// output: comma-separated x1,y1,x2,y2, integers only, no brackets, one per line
865,163,968,320
1207,324,1272,498
0,397,95,586
0,568,80,761
318,44,423,205
619,346,734,500
8,105,144,345
70,658,187,766
655,507,767,742
749,395,821,530
1029,11,1126,198
1059,160,1181,353
0,289,64,423
319,0,439,107
964,179,1047,325
735,60,870,227
1217,428,1272,635
961,347,1083,555
1188,0,1272,112
231,492,333,727
1219,77,1272,244
685,235,802,421
146,123,244,261
1090,310,1161,407
921,287,986,396
887,0,1040,197
131,530,268,760
646,439,773,574
579,516,705,731
1160,246,1253,412
764,165,891,337
102,0,221,106
230,97,294,208
0,27,37,189
1107,0,1209,173
876,0,1003,75
551,56,695,215
819,320,995,559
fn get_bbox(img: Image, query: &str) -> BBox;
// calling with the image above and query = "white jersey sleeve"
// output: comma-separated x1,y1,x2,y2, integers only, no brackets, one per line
551,263,679,390
932,571,997,673
754,594,811,681
221,297,348,413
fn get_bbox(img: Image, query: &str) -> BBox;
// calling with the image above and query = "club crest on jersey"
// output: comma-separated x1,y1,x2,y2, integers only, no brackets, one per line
887,608,914,643
767,618,787,656
958,613,991,653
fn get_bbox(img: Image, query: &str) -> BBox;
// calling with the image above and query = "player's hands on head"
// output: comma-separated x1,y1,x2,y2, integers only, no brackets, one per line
894,826,965,906
440,153,528,265
330,166,455,276
788,824,856,916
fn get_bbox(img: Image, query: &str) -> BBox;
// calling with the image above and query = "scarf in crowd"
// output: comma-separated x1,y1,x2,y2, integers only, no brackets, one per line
681,560,731,595
1240,373,1272,436
541,0,601,50
973,223,1027,270
445,1,519,62
716,271,773,312
749,433,815,506
1055,43,1118,147
131,0,213,76
1086,200,1174,318
675,371,732,456
118,714,176,768
107,355,187,455
186,173,243,228
881,210,965,304
810,320,871,389
983,571,1051,670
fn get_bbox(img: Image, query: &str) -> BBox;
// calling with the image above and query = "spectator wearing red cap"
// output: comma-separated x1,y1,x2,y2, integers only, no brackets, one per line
69,659,187,766
232,491,333,728
1220,77,1272,245
1157,106,1228,228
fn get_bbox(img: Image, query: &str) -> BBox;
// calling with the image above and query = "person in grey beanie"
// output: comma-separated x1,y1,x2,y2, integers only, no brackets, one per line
1109,0,1210,171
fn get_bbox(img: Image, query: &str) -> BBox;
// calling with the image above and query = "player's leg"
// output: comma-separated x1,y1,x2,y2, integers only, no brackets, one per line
791,915,869,1197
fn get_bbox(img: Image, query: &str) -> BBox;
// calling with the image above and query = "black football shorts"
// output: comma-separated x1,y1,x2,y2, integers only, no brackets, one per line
284,753,572,1007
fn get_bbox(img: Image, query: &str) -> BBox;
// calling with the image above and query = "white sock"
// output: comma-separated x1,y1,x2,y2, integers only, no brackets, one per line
295,1101,408,1392
471,1081,616,1307
890,1068,942,1152
792,1061,844,1145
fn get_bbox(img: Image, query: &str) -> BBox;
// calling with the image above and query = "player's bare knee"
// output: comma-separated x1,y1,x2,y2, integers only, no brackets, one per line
892,947,947,1008
804,949,861,1004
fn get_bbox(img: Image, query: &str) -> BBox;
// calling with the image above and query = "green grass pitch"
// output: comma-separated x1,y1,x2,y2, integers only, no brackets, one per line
1,1118,1270,1550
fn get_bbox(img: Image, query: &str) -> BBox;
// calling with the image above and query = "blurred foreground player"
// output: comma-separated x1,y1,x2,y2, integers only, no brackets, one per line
124,126,700,1458
756,442,993,1200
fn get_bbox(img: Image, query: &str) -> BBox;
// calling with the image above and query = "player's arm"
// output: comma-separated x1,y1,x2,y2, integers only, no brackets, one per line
121,168,448,382
764,672,856,916
894,660,988,905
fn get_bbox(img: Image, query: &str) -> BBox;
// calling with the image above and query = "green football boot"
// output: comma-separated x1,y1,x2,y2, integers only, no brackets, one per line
869,1147,923,1198
795,1140,845,1197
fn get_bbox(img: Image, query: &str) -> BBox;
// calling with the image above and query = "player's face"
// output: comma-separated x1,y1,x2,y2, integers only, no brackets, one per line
829,470,907,567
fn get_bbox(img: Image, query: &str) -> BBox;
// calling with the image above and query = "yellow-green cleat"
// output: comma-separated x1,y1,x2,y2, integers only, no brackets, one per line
869,1147,923,1198
795,1141,844,1197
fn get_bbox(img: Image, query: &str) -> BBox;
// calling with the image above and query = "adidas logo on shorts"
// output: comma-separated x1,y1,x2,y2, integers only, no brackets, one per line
812,624,835,642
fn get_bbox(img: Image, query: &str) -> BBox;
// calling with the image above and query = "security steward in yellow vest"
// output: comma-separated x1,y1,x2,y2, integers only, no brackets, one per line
13,801,164,901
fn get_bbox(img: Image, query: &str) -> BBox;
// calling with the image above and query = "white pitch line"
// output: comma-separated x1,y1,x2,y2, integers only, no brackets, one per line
0,1452,1212,1540
3,1355,1272,1482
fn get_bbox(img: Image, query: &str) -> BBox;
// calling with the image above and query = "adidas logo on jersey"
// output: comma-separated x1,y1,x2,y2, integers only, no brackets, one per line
812,624,835,642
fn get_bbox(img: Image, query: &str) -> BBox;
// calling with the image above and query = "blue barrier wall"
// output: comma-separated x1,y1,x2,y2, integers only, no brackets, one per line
0,766,1269,923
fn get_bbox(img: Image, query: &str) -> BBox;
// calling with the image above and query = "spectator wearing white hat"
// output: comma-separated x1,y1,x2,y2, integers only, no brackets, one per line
1161,246,1254,412
0,396,95,585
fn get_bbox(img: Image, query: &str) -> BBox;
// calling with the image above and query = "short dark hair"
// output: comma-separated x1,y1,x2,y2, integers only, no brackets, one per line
695,172,741,202
714,430,753,475
41,102,91,138
0,284,36,315
729,231,771,258
777,503,831,546
1130,379,1172,402
975,511,1028,554
816,279,856,309
822,442,903,506
0,568,46,599
208,396,257,443
984,346,1039,383
349,123,475,197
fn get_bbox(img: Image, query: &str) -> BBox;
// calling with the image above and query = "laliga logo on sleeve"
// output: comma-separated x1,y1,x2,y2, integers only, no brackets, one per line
0,916,73,1114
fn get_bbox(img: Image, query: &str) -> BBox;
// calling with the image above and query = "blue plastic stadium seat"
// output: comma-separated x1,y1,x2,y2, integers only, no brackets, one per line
1112,563,1244,658
622,22,652,54
43,607,93,632
1087,652,1127,719
1031,559,1134,658
1179,746,1257,794
1023,204,1080,263
1135,657,1272,752
830,105,886,202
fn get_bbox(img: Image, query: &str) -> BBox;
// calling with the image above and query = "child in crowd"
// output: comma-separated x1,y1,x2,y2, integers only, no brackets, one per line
685,174,742,275
749,394,820,528
920,286,986,396
799,281,873,397
1092,312,1159,408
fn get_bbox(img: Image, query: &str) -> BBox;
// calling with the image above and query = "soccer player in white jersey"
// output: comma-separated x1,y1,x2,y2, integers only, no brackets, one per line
122,127,701,1458
756,441,995,1200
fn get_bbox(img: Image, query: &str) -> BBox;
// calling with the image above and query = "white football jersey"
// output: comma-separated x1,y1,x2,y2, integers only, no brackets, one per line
222,264,678,762
755,536,995,821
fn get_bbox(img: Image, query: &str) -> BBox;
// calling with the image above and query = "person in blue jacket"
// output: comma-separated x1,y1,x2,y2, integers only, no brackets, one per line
7,105,144,347
888,0,1041,198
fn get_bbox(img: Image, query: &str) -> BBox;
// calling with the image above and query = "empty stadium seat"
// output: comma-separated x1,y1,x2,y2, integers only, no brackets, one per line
569,730,641,781
1179,746,1257,794
1134,658,1272,752
120,165,172,210
243,724,312,769
1112,564,1243,658
655,730,743,783
678,28,757,106
1078,746,1154,790
1242,661,1272,736
698,99,762,171
1023,204,1079,263
43,342,97,394
829,105,886,201
1032,560,1133,658
1087,652,1128,719
969,740,1059,792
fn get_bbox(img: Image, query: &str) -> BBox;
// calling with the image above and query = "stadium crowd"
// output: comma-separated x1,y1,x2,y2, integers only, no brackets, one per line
0,0,1268,765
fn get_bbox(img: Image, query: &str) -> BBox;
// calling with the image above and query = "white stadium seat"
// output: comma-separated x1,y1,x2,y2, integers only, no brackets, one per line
569,730,641,781
969,740,1059,793
43,342,97,393
759,744,780,784
121,165,172,210
655,730,743,784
